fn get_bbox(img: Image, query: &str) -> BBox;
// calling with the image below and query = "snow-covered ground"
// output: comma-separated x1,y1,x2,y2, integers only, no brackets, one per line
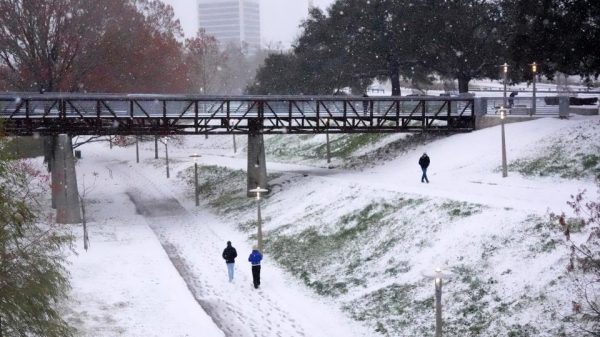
54,114,599,336
61,139,371,337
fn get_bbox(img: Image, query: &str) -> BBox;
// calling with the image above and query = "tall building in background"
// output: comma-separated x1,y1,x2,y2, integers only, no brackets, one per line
197,0,261,55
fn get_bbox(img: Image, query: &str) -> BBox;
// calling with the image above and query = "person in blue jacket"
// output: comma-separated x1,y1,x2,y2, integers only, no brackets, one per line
248,247,263,289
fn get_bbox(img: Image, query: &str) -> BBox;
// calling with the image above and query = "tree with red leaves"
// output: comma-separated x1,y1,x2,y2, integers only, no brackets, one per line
0,0,191,93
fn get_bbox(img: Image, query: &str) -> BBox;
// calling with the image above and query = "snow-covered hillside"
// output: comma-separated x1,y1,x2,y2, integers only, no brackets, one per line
56,115,599,337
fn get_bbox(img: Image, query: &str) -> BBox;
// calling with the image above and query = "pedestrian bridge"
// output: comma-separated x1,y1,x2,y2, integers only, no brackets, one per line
0,93,475,136
0,93,476,224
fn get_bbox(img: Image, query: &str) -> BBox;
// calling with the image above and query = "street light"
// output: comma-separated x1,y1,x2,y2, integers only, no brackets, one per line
323,118,331,164
531,62,538,116
502,63,509,109
190,153,201,206
154,135,159,159
499,107,508,178
135,136,140,163
248,186,269,252
434,268,443,337
162,137,170,178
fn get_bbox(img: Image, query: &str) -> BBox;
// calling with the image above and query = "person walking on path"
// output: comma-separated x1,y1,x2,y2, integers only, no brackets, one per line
419,152,430,183
222,241,238,282
248,247,263,289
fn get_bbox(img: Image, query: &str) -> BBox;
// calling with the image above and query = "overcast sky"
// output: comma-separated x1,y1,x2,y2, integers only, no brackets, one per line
162,0,335,48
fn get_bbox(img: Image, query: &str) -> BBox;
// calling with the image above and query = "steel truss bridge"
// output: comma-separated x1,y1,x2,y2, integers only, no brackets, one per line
0,94,475,136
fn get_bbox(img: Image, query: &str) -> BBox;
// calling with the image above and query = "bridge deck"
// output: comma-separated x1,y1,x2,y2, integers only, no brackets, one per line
0,94,475,135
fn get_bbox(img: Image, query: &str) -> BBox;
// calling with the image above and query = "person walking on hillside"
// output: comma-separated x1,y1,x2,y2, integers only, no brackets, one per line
222,241,238,282
248,247,263,289
419,152,430,183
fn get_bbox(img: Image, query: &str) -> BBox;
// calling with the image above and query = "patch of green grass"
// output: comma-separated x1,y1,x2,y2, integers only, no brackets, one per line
440,200,483,219
581,154,599,170
179,165,280,215
325,133,388,159
237,219,258,232
509,144,600,179
265,132,446,170
342,133,443,169
523,215,563,255
441,265,499,337
507,323,539,336
343,283,419,334
265,201,399,296
265,133,389,162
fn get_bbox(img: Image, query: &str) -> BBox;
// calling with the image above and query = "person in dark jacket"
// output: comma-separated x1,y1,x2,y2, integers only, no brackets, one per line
419,152,430,183
248,248,263,289
362,93,370,115
508,91,518,108
222,241,238,282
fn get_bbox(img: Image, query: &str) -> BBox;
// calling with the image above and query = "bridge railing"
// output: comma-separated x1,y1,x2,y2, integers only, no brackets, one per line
0,94,475,135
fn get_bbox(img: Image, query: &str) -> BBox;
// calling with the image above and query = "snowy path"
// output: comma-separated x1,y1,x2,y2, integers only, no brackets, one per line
64,160,225,337
106,160,370,337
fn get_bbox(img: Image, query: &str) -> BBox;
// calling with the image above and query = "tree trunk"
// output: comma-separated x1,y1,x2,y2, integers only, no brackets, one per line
458,76,471,93
390,64,401,96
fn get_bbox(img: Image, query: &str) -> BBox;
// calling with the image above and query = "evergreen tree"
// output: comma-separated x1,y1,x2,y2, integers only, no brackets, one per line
246,53,303,94
0,138,74,337
324,0,423,96
419,0,504,93
500,0,562,81
501,0,600,82
293,6,363,94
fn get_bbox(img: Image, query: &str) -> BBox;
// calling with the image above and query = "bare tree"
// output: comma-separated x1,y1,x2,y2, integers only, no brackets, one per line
185,30,223,94
552,179,600,336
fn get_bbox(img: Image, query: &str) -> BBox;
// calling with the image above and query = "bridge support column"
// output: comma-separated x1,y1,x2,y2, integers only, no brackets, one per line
247,119,268,197
43,136,57,208
51,134,82,224
559,96,570,119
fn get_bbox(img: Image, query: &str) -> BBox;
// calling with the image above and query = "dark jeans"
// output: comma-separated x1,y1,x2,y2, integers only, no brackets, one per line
421,167,429,183
252,265,261,288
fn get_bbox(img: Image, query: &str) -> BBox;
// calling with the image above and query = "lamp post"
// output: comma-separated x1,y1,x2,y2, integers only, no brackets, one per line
502,63,509,110
324,118,331,164
190,154,201,206
135,136,140,163
154,135,159,159
233,134,237,154
248,186,269,252
499,107,508,178
434,268,443,337
531,62,537,116
162,137,170,178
